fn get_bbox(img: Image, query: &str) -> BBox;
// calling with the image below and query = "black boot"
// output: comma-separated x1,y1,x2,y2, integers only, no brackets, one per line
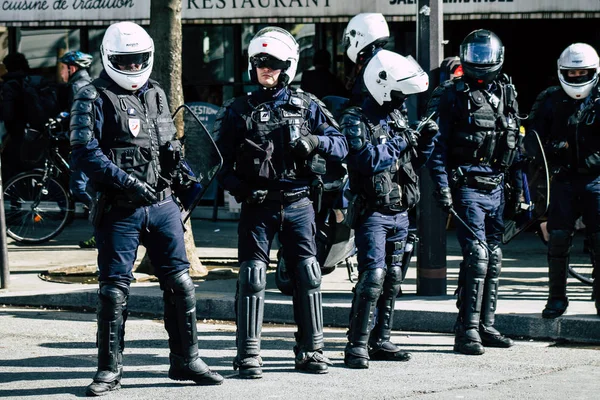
454,242,487,356
480,244,513,348
344,269,385,369
163,271,223,385
234,260,267,379
369,265,411,362
542,230,572,319
85,284,127,397
293,257,332,374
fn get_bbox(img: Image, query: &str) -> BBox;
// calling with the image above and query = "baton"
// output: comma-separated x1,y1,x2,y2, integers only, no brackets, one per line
448,207,492,254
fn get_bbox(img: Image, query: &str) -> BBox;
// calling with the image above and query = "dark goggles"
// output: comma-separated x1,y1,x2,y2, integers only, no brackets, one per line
560,68,596,84
250,54,290,70
108,52,151,70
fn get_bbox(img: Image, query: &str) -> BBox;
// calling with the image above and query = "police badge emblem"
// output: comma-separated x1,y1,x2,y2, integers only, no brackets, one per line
128,118,141,137
260,111,270,122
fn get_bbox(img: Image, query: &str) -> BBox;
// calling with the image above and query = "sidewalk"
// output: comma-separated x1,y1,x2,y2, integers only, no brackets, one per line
1,214,599,344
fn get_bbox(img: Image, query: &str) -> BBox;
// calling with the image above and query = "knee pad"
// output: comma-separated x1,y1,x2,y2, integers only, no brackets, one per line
239,260,267,294
295,256,322,291
164,270,195,296
548,230,573,257
464,241,488,277
356,268,386,301
98,283,128,320
385,265,403,286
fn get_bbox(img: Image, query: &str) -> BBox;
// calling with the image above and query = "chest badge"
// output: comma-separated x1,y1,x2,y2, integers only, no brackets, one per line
260,111,270,122
128,118,141,137
127,108,137,116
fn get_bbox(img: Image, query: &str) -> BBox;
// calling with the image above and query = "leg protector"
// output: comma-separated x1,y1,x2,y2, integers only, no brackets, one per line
479,244,513,348
454,242,487,356
542,230,572,319
292,256,331,374
85,283,128,396
163,270,223,385
344,268,385,369
369,265,411,362
588,232,600,315
234,260,267,378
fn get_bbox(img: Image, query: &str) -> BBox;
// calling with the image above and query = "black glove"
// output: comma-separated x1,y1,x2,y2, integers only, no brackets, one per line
514,190,527,214
434,186,453,213
419,119,439,141
403,129,420,149
245,189,268,205
122,175,157,205
292,134,320,157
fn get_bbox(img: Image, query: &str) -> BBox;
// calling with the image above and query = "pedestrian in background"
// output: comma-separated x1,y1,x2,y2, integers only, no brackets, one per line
427,29,520,355
59,50,96,249
340,50,438,368
213,26,347,378
69,21,223,396
529,43,600,318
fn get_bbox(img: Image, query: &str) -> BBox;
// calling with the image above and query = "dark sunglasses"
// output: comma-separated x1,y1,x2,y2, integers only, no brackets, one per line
250,54,289,70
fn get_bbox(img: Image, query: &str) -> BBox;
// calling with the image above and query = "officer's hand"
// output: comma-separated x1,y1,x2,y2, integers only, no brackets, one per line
404,129,420,149
123,175,157,205
419,119,439,141
245,189,268,205
514,190,527,214
292,134,320,157
433,186,453,213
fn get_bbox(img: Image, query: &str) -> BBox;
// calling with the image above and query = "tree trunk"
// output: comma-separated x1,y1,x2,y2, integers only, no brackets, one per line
135,0,207,277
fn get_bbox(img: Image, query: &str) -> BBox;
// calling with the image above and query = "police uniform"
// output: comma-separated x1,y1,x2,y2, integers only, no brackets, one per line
531,85,600,317
214,85,346,374
341,96,435,368
427,74,520,353
70,70,222,390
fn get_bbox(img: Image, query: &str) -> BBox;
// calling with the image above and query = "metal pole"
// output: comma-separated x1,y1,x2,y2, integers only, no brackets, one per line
416,0,446,296
0,156,10,289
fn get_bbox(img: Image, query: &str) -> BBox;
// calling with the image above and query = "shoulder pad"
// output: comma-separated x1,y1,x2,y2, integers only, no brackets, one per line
425,83,451,117
529,86,562,121
304,92,341,131
289,91,312,109
73,84,99,101
212,98,238,137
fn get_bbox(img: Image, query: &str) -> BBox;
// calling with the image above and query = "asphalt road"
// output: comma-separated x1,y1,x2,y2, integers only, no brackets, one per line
1,306,599,400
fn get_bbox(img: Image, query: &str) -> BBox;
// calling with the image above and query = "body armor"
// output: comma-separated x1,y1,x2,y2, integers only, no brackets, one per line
346,107,419,211
442,77,520,171
228,90,326,186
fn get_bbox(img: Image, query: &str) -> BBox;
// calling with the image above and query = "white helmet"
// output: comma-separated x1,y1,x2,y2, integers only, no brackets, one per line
247,27,299,86
557,43,600,100
363,50,429,106
343,13,390,64
101,22,154,91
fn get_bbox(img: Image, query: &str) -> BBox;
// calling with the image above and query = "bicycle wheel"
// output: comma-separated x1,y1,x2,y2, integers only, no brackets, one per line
568,263,594,285
3,171,74,244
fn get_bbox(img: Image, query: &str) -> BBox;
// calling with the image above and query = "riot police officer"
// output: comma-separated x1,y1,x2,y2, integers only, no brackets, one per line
427,29,520,355
59,50,96,248
342,13,390,107
69,22,223,396
213,27,347,379
341,50,438,369
531,43,600,318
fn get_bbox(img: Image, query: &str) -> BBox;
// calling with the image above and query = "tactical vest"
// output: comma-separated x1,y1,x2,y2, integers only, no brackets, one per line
348,107,420,211
94,77,177,190
446,78,519,170
228,90,326,183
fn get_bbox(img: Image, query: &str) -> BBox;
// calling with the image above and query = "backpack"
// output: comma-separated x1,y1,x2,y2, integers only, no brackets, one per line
21,75,60,130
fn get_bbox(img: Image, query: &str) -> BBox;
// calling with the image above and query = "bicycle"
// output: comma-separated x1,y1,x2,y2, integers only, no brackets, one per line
3,112,75,244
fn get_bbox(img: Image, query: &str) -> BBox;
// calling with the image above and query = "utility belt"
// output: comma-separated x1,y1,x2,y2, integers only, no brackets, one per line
367,201,405,214
111,187,173,209
455,174,503,192
264,188,311,204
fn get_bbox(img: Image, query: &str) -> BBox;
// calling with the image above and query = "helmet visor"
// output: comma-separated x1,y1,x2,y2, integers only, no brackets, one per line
559,68,597,85
108,52,151,72
461,43,503,65
250,53,290,71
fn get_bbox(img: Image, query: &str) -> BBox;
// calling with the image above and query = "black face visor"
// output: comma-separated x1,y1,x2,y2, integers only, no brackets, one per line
250,54,290,71
108,52,151,71
560,68,597,84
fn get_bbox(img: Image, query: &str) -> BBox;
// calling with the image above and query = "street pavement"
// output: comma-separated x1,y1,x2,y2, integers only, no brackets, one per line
1,307,599,400
1,213,599,344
